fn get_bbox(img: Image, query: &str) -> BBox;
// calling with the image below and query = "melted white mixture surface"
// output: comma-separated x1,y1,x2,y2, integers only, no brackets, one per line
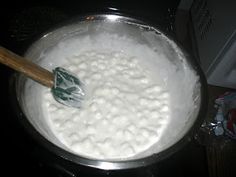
43,51,170,159
31,30,200,161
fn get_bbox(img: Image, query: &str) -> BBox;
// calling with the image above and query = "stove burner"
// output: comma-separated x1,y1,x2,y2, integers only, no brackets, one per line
0,3,208,177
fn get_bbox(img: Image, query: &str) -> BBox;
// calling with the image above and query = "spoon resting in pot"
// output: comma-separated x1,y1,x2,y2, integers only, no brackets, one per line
0,46,85,108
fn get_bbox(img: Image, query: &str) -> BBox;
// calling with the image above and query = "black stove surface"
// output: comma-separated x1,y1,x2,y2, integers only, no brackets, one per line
0,1,209,176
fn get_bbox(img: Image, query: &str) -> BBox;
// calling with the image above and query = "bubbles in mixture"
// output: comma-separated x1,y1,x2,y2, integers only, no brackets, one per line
43,51,170,159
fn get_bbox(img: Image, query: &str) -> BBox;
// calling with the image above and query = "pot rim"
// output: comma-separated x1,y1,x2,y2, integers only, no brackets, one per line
9,13,208,170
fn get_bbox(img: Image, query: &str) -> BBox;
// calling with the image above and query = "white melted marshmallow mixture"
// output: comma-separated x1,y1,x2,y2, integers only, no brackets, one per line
44,51,169,159
35,32,199,160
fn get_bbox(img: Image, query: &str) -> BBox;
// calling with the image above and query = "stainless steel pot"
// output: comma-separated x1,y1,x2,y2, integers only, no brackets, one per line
10,13,207,170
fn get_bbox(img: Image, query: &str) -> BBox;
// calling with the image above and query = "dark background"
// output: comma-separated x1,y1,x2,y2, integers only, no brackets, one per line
0,1,209,176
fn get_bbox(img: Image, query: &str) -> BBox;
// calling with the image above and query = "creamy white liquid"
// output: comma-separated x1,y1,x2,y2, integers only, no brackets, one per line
24,31,200,161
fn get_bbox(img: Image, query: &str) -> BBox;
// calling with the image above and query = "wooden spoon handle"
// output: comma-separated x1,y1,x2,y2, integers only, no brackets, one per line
0,46,54,88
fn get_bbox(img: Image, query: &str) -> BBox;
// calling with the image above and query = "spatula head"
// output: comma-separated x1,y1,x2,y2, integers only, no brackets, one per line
51,67,85,108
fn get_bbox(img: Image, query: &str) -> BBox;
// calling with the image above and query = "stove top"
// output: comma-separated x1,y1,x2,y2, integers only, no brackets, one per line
0,1,208,176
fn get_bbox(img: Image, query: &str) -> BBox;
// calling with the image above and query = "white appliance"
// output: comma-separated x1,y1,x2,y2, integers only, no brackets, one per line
190,0,236,89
